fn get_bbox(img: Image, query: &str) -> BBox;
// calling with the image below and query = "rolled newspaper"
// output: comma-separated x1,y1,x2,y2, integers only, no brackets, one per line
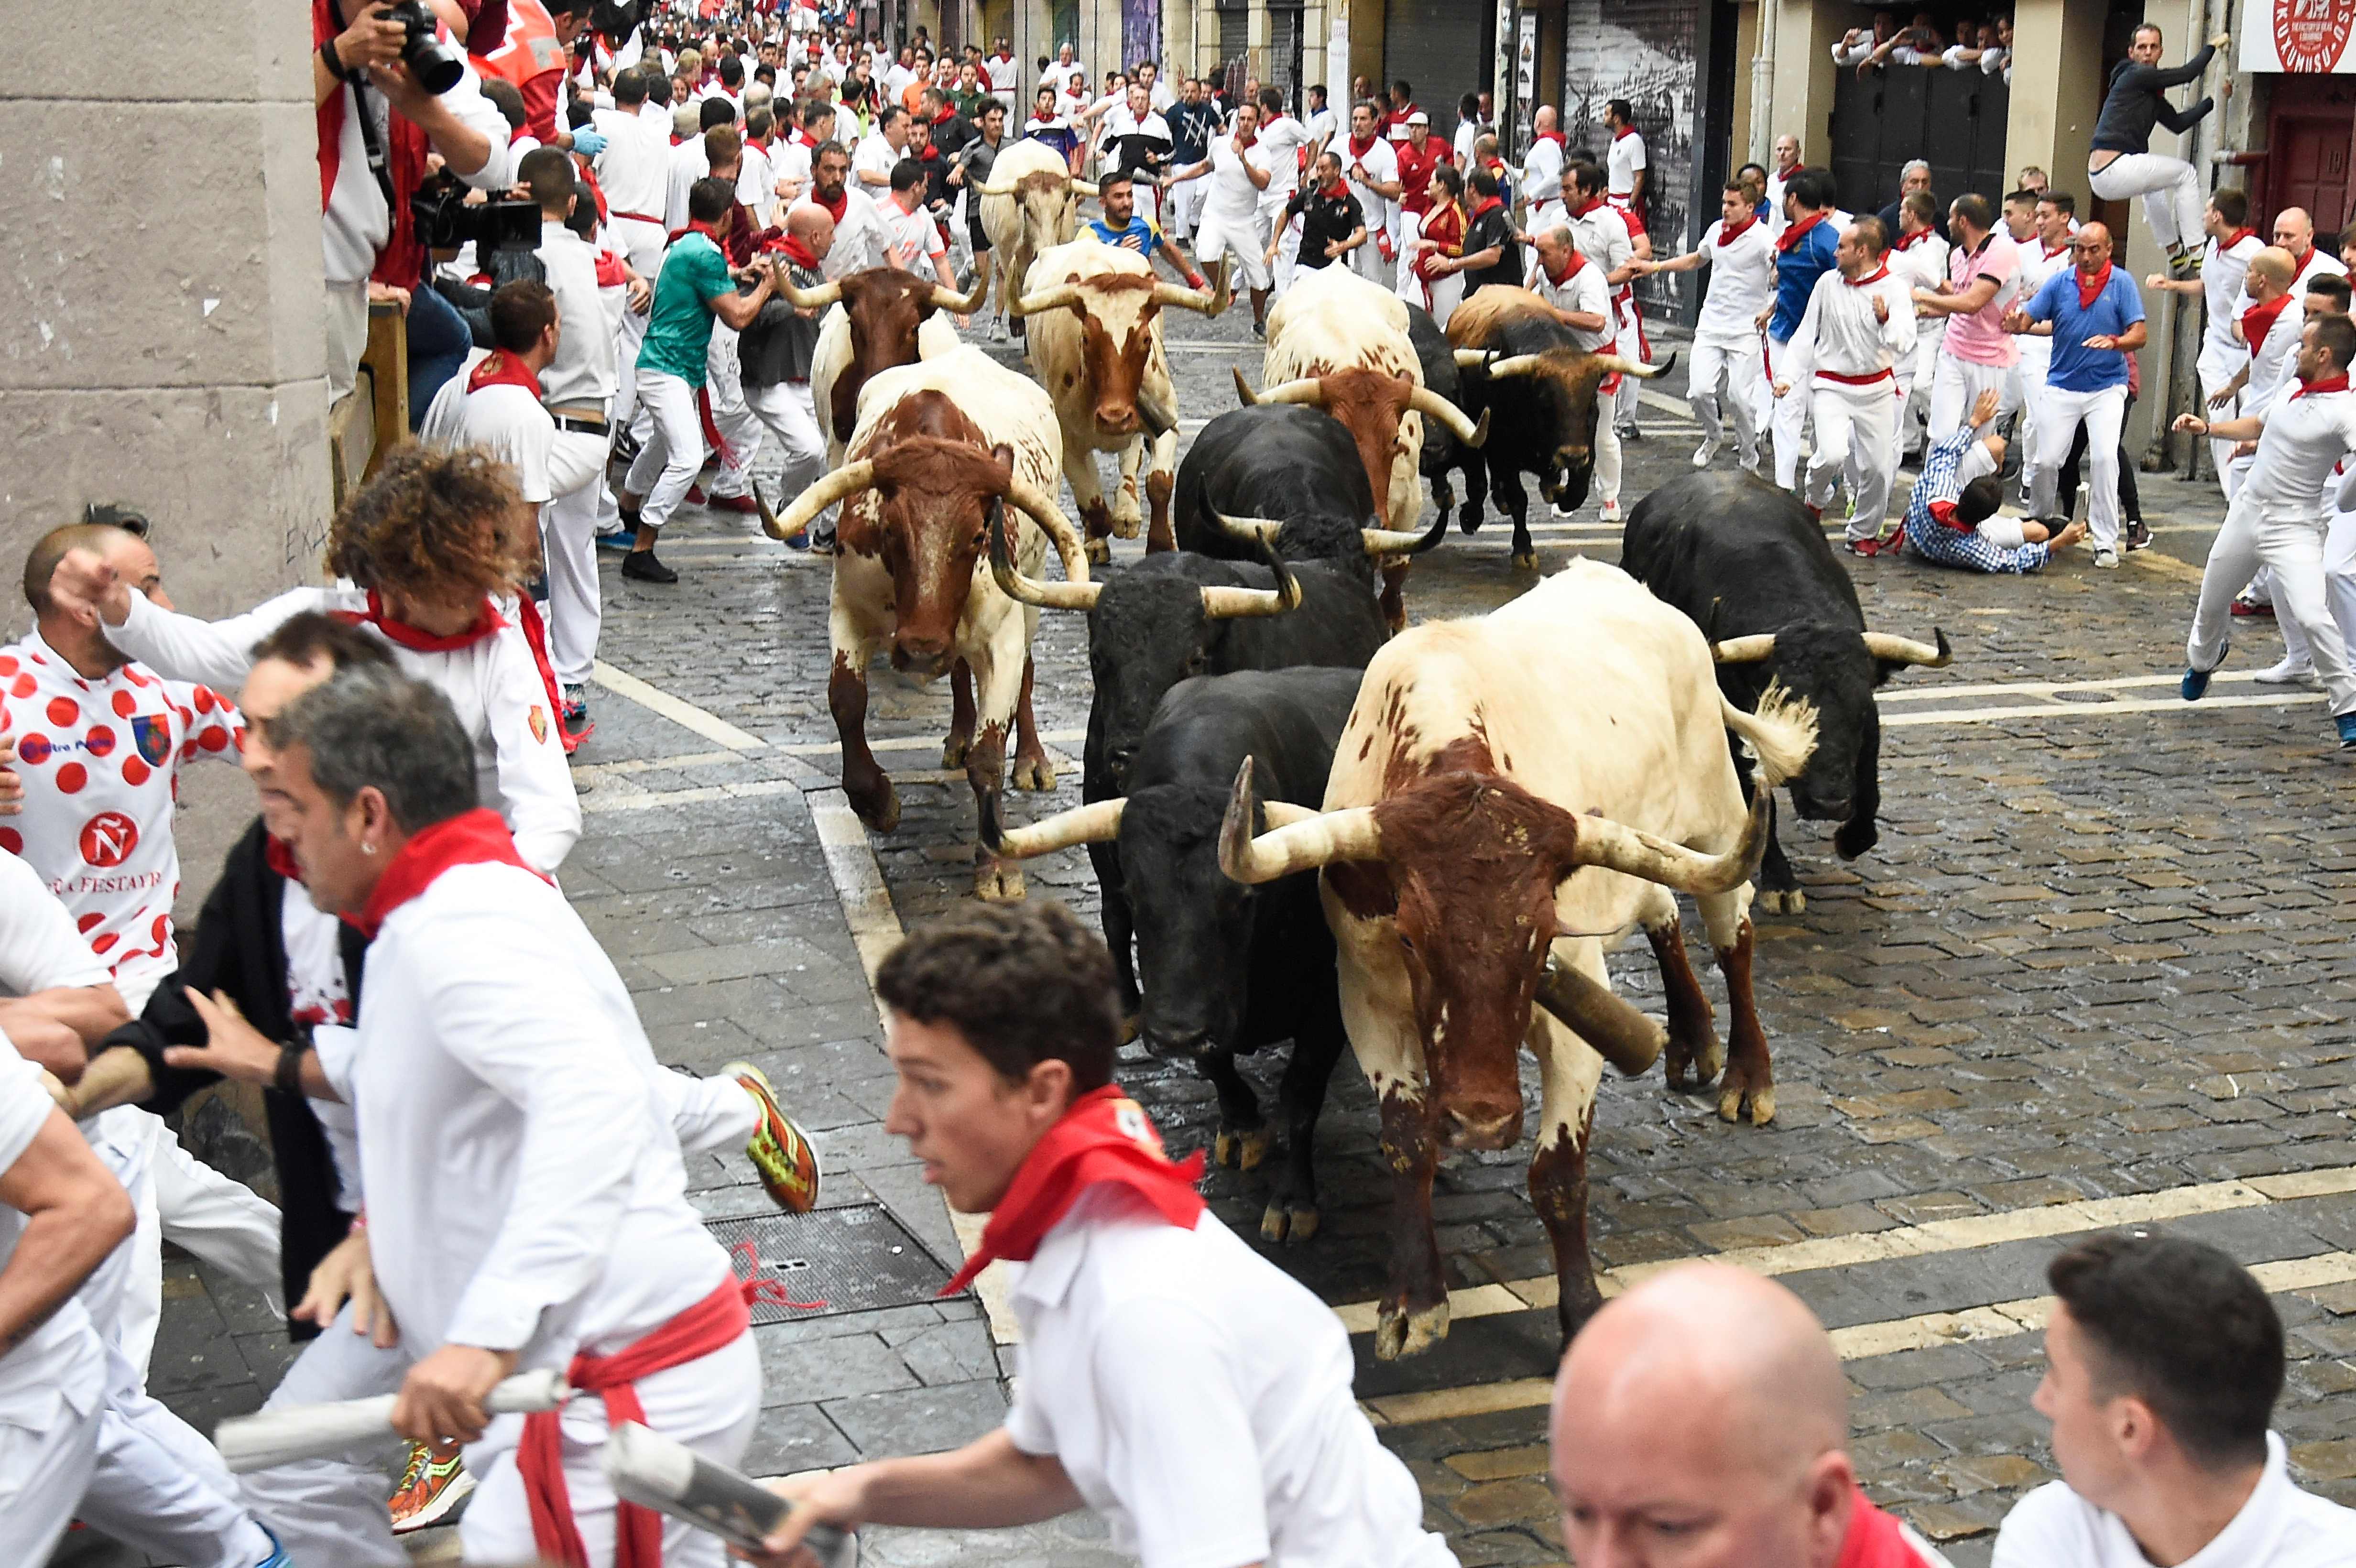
603,1420,857,1566
215,1368,571,1474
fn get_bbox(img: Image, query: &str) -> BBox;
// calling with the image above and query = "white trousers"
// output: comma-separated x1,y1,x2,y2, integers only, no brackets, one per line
1350,233,1390,287
1613,295,1647,423
2010,341,2052,499
748,380,830,504
1688,333,1764,460
1762,336,1810,489
1166,174,1203,242
1803,375,1900,539
608,216,667,430
2025,382,2128,546
0,1395,100,1566
2090,152,2205,253
2273,510,2356,675
1926,350,2018,442
2201,370,2243,500
1591,410,1624,505
1263,202,1303,295
705,325,763,499
623,370,708,532
543,426,612,689
84,1368,276,1568
2191,491,2356,716
1898,321,1945,453
1195,208,1272,292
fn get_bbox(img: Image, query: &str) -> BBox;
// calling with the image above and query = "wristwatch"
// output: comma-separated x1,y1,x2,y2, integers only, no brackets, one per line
274,1037,309,1096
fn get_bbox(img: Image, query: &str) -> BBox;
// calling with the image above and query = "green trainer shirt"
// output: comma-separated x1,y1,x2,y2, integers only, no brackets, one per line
636,231,735,387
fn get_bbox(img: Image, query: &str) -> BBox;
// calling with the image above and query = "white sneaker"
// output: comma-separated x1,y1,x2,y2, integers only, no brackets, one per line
1599,499,1624,523
2256,658,2319,686
1691,439,1720,469
2092,547,2120,569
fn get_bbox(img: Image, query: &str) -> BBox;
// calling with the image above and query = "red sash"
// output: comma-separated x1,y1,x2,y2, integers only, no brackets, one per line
508,594,574,752
521,1279,755,1568
941,1084,1206,1295
351,807,546,938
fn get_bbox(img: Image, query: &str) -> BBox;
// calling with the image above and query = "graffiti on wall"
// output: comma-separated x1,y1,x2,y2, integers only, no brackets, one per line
1560,0,1697,316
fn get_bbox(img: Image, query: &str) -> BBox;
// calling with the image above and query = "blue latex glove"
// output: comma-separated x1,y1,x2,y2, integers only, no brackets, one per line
568,127,608,157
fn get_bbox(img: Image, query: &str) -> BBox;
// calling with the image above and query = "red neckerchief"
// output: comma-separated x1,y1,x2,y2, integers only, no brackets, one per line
796,129,821,149
1320,180,1351,201
2074,261,2114,310
747,135,769,152
933,105,956,126
1891,227,1929,251
350,807,547,939
1925,499,1975,533
1834,1489,1927,1568
992,49,1012,61
766,231,823,269
1233,130,1256,151
465,348,544,398
1777,209,1827,253
1778,162,1805,180
314,0,431,286
1543,249,1590,287
2040,240,2068,261
940,1084,1205,1295
1470,194,1505,221
1612,125,1637,141
2221,227,2257,251
666,218,725,246
1845,264,1890,287
1569,195,1604,220
1718,214,1759,246
2292,373,2350,399
593,249,629,288
1533,130,1566,149
1348,131,1378,159
810,186,848,222
331,589,507,653
264,835,301,882
2244,292,2294,358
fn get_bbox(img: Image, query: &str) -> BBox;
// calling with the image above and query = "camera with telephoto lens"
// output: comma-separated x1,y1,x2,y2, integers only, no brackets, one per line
410,174,544,259
373,0,465,94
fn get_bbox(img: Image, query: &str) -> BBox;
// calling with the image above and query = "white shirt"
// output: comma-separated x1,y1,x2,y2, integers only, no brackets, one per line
1039,58,1082,93
2199,231,2268,383
1256,113,1312,204
2238,293,2308,418
2014,236,2073,362
2293,246,2350,285
1201,134,1267,223
325,860,730,1361
0,847,111,996
853,129,904,189
420,348,558,503
1765,163,1803,226
880,194,946,271
880,61,915,98
1148,79,1178,113
1606,129,1647,197
1888,229,1953,318
737,139,777,224
1565,199,1635,283
1783,264,1917,384
1521,135,1567,207
534,220,619,408
323,62,514,285
103,588,579,873
1304,104,1339,152
0,1035,109,1429
1339,136,1400,239
1004,1187,1457,1568
593,104,675,221
791,186,893,277
983,51,1021,92
1451,119,1481,168
772,135,816,206
664,135,712,232
0,632,241,1011
1994,1436,2356,1568
1692,217,1779,338
1526,257,1615,352
2235,375,2356,523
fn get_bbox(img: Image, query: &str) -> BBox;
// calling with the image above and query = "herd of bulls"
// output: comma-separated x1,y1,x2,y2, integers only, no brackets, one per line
757,172,1963,1359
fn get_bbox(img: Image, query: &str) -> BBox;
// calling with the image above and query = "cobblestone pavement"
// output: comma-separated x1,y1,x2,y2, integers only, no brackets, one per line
138,295,2356,1568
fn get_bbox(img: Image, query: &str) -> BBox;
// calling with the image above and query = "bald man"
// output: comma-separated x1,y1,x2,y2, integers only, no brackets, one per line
1551,1264,1953,1568
2274,207,2348,289
741,205,837,549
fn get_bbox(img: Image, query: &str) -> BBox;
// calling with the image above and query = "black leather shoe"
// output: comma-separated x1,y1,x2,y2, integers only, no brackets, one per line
621,549,678,584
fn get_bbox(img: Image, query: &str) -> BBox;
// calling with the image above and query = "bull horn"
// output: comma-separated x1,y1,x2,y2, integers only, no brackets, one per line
1250,377,1329,407
1151,278,1225,315
928,251,992,314
1011,282,1086,318
972,174,1018,196
751,478,786,541
1217,756,1384,885
1215,512,1285,547
770,460,875,540
1587,351,1677,381
1483,353,1547,380
1070,179,1100,197
1862,627,1953,668
1452,348,1492,369
982,793,1125,857
1533,954,1667,1078
1560,777,1772,897
1408,386,1487,447
1200,542,1300,620
1001,473,1092,585
774,266,841,311
1361,507,1451,557
988,505,1100,610
1711,633,1778,664
1233,367,1260,405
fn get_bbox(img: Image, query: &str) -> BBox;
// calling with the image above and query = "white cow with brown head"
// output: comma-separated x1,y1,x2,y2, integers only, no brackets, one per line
972,139,1092,336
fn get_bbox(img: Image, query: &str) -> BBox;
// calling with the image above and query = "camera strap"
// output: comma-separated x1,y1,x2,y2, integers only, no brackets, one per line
349,76,400,218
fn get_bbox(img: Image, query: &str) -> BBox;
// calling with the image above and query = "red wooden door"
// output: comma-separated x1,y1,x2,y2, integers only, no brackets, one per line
2264,74,2356,233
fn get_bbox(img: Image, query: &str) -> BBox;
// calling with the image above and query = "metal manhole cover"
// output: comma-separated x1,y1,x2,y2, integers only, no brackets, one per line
707,1203,956,1323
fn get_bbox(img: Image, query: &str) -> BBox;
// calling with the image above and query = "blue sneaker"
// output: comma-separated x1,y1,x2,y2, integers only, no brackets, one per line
2182,642,2227,701
2337,713,2356,750
596,529,635,550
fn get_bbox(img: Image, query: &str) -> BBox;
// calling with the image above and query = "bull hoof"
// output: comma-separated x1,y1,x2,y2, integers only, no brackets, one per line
1085,536,1112,566
941,736,971,768
1756,887,1804,915
1115,1012,1141,1046
1260,1202,1320,1244
1212,1126,1272,1170
1510,550,1538,572
1459,505,1483,534
1665,1043,1725,1094
1718,1079,1777,1126
1008,752,1057,791
1374,1300,1451,1361
972,856,1027,904
848,783,901,835
1111,508,1142,539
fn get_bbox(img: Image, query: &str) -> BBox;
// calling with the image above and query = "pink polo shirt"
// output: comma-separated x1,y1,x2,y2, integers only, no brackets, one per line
1939,233,2020,367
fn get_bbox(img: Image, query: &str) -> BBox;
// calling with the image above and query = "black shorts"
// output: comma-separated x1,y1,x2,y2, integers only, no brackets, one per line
969,210,992,253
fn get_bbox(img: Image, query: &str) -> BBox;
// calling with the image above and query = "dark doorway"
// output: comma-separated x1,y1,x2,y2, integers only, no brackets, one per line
1829,63,2010,217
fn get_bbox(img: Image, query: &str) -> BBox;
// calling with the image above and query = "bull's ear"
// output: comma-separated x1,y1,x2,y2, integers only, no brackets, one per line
991,441,1017,482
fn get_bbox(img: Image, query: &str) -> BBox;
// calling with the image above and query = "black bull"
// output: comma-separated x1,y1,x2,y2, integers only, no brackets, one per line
1621,470,1950,911
985,668,1363,1241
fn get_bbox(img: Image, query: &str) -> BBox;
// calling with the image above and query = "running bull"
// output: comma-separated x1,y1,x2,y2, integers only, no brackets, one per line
1621,470,1952,912
1219,560,1818,1357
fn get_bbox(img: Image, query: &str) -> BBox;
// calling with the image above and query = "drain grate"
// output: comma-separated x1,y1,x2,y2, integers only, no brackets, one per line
707,1203,956,1323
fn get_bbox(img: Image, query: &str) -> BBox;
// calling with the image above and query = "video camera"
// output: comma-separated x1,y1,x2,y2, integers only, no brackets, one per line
372,0,465,94
410,176,544,258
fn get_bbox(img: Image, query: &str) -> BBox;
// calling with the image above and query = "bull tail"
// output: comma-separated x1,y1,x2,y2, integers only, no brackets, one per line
1722,680,1818,790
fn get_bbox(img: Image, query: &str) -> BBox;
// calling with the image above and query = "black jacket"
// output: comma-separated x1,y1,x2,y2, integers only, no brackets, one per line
107,817,368,1337
2091,47,2214,155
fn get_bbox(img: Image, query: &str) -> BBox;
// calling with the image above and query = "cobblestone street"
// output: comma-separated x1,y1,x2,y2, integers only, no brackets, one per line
144,302,2356,1568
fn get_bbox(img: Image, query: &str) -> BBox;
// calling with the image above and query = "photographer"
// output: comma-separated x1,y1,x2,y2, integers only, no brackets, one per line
314,0,518,400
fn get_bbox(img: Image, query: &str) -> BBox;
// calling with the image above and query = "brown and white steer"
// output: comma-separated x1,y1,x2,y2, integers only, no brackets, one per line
768,346,1090,901
780,262,990,468
1218,559,1818,1358
1015,238,1226,560
972,140,1093,335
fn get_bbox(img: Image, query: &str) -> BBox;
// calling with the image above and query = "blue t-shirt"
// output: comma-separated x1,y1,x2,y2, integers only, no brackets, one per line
1088,214,1161,255
2024,266,2145,393
1770,216,1841,342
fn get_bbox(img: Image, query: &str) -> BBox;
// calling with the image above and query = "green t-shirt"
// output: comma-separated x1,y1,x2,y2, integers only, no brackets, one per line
636,232,734,387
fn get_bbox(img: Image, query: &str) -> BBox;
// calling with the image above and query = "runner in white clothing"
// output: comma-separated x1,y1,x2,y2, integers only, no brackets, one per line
1171,101,1276,329
1774,219,1916,545
1886,191,1952,461
2144,186,2265,497
1337,101,1402,285
1631,180,1776,469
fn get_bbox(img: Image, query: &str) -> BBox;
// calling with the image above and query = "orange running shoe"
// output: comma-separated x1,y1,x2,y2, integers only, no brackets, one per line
729,1061,822,1213
389,1440,474,1534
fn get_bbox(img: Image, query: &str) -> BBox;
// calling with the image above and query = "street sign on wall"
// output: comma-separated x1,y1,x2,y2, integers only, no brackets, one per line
2243,0,2356,73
